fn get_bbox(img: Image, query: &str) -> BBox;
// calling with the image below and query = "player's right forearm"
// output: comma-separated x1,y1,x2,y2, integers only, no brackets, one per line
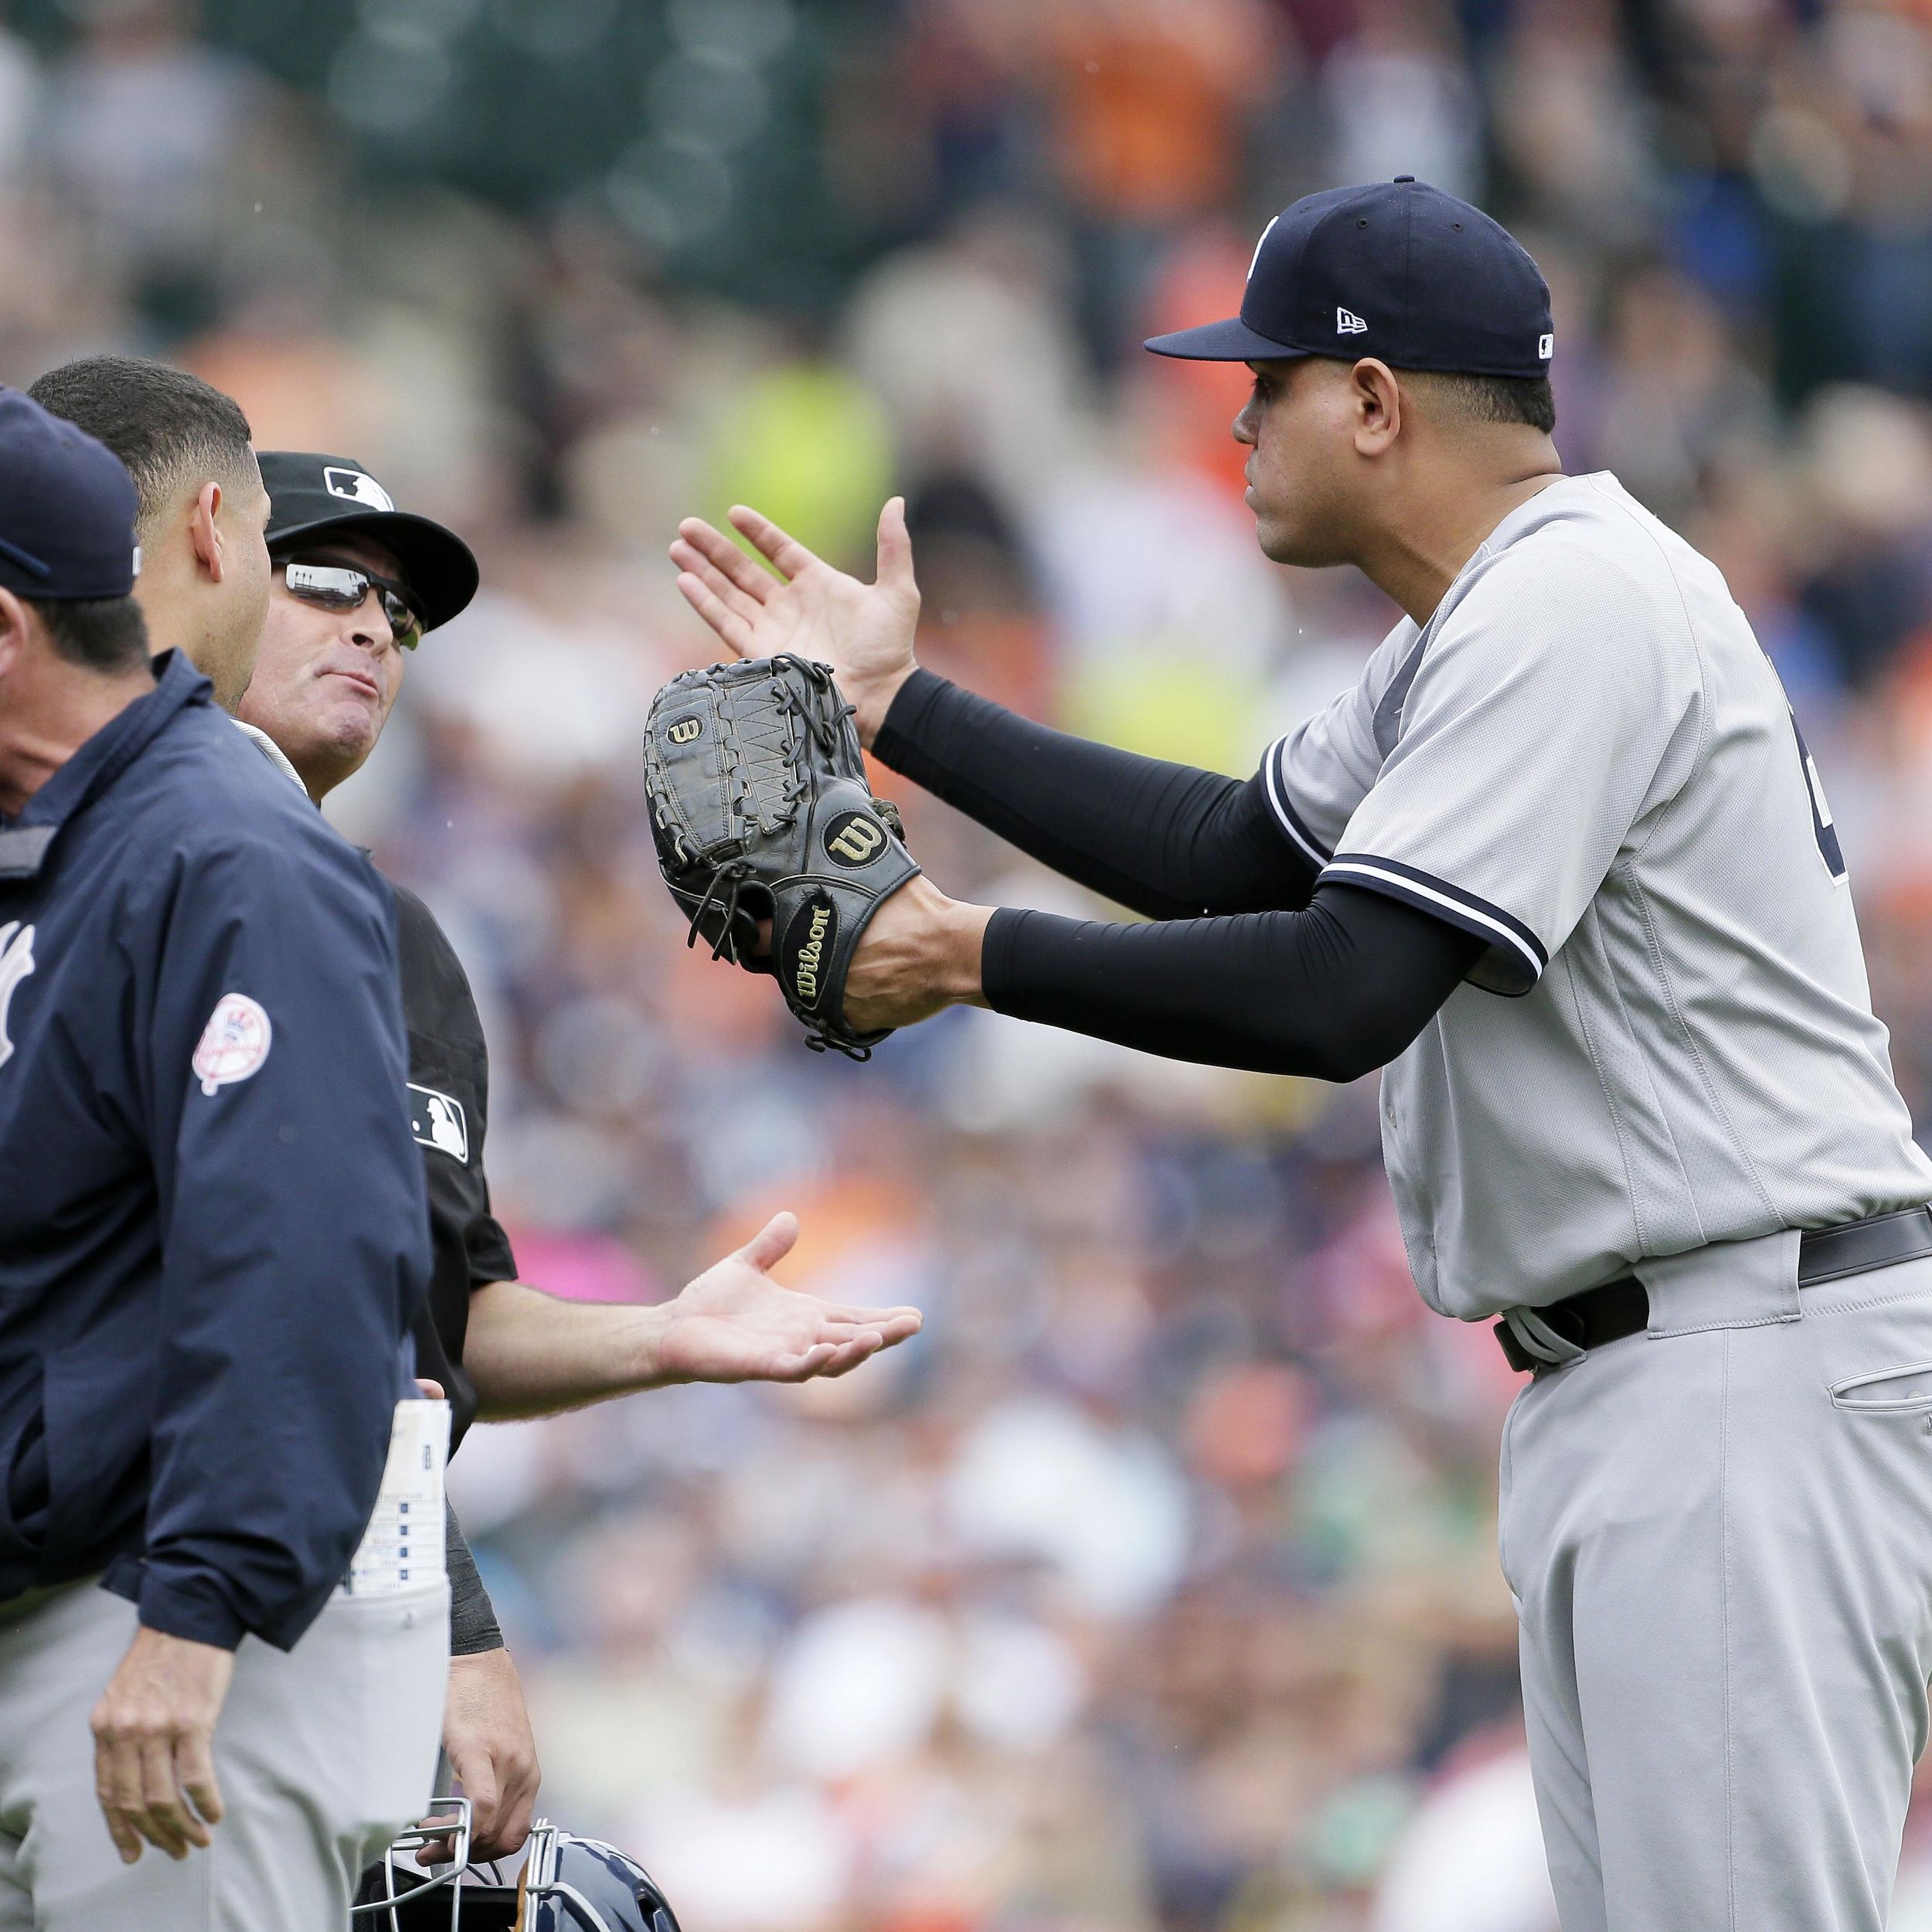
873,669,1317,917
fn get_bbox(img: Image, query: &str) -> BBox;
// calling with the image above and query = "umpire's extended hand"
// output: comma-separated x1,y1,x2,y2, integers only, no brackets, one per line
670,498,920,749
651,1212,922,1383
90,1625,234,1862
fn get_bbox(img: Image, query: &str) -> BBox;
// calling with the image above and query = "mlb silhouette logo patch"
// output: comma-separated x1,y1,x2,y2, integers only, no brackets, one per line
1336,307,1368,334
192,993,272,1096
323,468,396,512
409,1083,469,1162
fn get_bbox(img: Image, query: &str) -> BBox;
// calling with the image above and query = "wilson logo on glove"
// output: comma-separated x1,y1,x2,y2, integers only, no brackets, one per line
784,893,837,1009
824,811,886,866
643,655,922,1060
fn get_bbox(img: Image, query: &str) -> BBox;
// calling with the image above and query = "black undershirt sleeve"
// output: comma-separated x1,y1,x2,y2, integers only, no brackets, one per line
981,882,1485,1080
446,1499,504,1656
874,668,1318,917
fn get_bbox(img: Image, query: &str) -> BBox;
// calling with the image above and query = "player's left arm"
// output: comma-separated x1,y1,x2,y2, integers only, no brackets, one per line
838,874,1481,1077
462,1211,922,1420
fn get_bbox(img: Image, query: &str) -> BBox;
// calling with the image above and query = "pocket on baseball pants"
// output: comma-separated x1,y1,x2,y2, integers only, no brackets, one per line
1828,1359,1932,1413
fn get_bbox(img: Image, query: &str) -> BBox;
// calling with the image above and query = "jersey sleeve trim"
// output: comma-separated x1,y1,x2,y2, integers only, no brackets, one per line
1321,853,1547,996
1261,736,1333,867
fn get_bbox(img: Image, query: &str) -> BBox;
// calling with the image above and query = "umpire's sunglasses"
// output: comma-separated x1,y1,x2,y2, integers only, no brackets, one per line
279,556,425,649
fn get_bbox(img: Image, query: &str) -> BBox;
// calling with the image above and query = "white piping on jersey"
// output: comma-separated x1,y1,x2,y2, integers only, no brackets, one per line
231,718,307,794
1321,858,1546,984
1262,737,1329,867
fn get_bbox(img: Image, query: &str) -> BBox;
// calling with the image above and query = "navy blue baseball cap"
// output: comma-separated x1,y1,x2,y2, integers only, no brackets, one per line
1145,178,1553,379
0,386,138,600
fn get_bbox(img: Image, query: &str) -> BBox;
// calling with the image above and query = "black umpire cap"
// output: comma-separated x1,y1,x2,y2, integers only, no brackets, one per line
0,387,139,600
1145,177,1554,379
260,451,479,632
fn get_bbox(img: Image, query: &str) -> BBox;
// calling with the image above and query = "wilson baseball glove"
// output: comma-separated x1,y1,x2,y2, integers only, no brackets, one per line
644,655,920,1060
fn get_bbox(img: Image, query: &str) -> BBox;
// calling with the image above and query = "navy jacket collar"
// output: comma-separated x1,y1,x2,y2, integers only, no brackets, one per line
0,651,212,879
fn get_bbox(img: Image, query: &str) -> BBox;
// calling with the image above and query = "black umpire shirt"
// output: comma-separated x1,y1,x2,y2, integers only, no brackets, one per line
392,883,519,1452
395,891,516,1654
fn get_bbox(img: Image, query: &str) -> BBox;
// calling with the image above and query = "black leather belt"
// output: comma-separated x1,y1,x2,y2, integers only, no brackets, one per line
1495,1206,1932,1375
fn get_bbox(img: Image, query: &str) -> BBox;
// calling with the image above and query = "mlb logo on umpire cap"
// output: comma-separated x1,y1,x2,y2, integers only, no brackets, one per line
323,467,396,512
259,450,480,632
1145,177,1553,380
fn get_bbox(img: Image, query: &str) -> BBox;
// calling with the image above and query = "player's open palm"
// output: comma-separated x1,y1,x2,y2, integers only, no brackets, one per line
653,1211,922,1384
668,498,920,746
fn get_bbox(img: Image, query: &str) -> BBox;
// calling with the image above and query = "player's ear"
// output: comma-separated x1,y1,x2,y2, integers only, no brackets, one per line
0,586,27,681
1350,359,1403,457
187,481,226,584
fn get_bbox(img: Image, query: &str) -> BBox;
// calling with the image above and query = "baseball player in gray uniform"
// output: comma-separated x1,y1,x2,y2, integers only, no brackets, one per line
669,179,1932,1930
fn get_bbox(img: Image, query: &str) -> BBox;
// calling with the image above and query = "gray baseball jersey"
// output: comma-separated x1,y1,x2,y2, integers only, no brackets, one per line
1264,471,1932,1319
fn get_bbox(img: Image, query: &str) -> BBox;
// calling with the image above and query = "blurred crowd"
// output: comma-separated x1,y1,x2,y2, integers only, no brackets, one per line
10,0,1932,1926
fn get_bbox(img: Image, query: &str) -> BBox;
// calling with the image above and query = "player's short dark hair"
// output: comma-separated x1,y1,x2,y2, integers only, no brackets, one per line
1408,369,1557,435
27,356,256,539
26,594,148,674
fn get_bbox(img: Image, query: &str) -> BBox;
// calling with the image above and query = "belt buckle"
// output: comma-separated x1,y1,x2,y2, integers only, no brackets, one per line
1495,1319,1538,1374
1494,1303,1590,1375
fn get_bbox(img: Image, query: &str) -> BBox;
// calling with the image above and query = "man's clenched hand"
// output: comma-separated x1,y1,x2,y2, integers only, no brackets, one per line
668,498,920,747
427,1647,540,1864
91,1626,234,1863
651,1211,922,1384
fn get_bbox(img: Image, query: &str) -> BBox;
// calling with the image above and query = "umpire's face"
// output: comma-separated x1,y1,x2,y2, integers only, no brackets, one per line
1233,355,1388,569
236,533,410,801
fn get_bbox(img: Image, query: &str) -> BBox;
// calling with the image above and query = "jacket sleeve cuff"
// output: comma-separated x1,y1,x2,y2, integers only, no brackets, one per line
132,1567,250,1651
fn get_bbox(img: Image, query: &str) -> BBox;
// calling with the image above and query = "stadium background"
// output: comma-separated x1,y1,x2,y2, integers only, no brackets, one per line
7,0,1932,1925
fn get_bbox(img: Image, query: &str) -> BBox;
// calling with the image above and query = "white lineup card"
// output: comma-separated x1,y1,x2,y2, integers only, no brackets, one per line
344,1398,450,1597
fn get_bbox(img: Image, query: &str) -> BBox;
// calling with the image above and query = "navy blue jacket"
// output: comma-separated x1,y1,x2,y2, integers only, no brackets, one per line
0,651,430,1650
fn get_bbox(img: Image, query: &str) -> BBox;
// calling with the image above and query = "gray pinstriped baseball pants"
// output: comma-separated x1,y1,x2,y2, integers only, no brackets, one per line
0,1573,446,1930
1502,1230,1932,1930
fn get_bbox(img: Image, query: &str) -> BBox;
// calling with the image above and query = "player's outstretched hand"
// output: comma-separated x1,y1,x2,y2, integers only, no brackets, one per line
669,498,920,747
652,1211,922,1384
91,1626,234,1863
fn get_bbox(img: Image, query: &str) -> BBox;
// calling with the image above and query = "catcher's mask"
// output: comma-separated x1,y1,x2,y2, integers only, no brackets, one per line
353,1804,682,1932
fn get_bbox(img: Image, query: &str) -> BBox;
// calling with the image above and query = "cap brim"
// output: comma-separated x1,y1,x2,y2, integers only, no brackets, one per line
267,509,479,631
1143,316,1311,362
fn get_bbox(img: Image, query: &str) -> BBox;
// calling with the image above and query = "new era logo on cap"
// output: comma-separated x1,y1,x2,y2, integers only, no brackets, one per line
323,467,395,512
1337,307,1368,335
